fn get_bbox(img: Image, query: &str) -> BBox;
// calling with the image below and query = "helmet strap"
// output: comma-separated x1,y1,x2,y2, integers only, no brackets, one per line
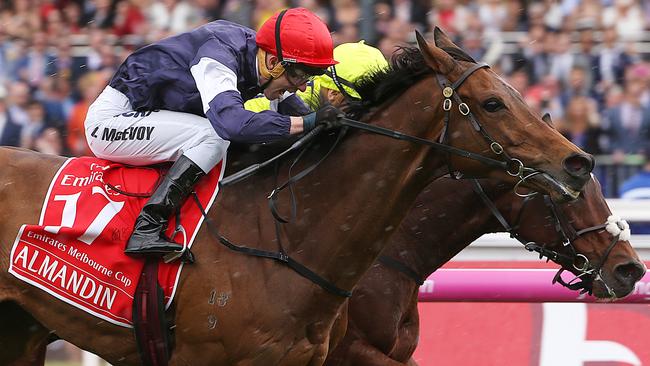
275,9,290,66
257,49,285,90
325,66,359,101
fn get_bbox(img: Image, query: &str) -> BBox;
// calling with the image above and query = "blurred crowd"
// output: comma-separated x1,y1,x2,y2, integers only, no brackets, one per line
1,0,650,170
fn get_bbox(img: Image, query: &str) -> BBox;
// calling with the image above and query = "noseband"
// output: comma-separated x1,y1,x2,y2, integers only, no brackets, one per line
471,179,630,295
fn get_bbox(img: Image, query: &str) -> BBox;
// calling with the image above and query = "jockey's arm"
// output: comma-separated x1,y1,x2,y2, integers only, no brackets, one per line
243,82,319,136
190,42,308,143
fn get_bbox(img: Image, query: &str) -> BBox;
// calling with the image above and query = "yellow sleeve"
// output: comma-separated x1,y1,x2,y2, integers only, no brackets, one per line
245,81,319,113
296,79,321,111
244,97,272,112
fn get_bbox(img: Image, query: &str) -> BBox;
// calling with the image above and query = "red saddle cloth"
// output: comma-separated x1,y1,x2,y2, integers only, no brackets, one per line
8,157,223,327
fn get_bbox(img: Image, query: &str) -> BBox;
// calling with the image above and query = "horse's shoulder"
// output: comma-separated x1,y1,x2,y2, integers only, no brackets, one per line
0,146,66,164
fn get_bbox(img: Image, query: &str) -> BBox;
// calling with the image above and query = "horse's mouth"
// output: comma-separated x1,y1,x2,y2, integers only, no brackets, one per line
591,272,638,300
591,276,620,301
527,173,581,201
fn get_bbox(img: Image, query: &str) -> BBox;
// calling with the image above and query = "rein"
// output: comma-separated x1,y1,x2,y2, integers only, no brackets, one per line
337,117,510,172
336,63,542,181
220,125,328,187
200,61,551,298
222,63,541,186
206,125,353,298
377,256,425,286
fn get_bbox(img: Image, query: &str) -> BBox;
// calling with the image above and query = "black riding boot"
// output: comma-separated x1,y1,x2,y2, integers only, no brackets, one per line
125,155,206,256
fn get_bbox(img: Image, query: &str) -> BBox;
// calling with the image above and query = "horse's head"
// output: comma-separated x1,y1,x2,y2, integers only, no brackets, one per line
415,28,593,201
509,176,645,299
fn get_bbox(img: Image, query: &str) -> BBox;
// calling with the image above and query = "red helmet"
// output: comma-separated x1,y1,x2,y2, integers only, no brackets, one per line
256,8,337,68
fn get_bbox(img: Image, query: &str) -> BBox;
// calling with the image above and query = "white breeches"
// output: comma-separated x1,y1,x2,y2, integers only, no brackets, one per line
84,86,229,173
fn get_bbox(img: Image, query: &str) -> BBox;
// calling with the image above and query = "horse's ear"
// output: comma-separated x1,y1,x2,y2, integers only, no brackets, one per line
433,26,457,49
415,30,456,75
542,113,554,127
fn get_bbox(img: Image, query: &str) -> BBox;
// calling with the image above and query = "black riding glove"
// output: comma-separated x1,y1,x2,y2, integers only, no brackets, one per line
303,105,344,132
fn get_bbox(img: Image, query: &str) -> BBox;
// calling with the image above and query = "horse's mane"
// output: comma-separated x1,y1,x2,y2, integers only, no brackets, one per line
346,45,477,119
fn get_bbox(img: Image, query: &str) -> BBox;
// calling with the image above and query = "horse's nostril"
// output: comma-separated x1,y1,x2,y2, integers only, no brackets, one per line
563,153,594,176
614,261,646,284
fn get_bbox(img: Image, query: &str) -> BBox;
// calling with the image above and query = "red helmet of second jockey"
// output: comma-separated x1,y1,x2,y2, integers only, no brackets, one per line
256,8,337,83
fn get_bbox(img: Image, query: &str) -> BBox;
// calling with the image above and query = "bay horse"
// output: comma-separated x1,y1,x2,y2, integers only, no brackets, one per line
323,176,645,366
0,30,594,365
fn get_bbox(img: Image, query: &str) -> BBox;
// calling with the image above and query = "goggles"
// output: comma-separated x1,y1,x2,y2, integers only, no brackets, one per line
284,63,326,87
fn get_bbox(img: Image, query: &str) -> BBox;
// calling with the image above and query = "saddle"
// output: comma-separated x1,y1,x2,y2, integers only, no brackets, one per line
8,156,223,365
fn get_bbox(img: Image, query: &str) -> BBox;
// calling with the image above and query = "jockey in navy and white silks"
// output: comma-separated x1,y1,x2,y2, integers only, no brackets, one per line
84,8,341,256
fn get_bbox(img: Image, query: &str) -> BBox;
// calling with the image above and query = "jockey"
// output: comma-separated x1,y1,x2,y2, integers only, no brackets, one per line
245,41,389,112
84,8,342,256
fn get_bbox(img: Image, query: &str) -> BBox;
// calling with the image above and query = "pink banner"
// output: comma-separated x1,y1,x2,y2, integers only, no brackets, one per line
413,302,650,366
418,268,650,303
413,262,650,365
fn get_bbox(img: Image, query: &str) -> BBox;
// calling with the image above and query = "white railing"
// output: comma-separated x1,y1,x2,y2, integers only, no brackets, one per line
607,199,650,222
454,199,650,261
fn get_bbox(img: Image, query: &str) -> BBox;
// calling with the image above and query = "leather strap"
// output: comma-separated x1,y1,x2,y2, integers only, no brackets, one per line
133,259,170,366
191,194,352,298
378,256,424,286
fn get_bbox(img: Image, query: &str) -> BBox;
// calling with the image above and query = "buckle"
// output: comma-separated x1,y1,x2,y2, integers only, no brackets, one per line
459,103,470,115
443,99,452,111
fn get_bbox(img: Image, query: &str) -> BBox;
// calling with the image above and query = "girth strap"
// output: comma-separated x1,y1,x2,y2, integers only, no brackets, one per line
132,259,170,366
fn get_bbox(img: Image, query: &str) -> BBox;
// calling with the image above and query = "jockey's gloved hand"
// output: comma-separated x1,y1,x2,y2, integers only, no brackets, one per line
303,105,344,131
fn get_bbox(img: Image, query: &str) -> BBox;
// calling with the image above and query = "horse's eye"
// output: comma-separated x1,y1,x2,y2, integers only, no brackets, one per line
483,99,504,112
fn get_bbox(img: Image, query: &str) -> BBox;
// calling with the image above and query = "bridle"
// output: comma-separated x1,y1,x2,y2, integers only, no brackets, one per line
334,62,544,189
435,64,536,184
470,179,628,296
379,179,630,296
210,59,562,298
226,61,547,190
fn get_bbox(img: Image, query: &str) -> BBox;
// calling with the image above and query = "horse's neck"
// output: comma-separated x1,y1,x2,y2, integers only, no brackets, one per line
220,83,447,306
383,180,511,279
297,108,446,291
